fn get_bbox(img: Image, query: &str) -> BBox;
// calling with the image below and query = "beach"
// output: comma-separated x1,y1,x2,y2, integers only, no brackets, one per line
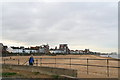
2,55,119,78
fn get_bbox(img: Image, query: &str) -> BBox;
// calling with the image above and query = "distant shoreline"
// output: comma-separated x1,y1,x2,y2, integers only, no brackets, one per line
100,54,119,59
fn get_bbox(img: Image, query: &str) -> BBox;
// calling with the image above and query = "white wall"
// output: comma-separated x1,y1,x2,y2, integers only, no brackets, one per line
8,48,38,54
39,48,45,53
10,49,23,53
50,50,65,54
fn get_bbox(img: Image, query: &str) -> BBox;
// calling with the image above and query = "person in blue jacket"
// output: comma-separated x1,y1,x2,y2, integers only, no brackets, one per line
29,55,34,65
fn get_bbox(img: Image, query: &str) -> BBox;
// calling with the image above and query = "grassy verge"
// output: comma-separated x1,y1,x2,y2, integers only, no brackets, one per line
0,72,17,76
52,75,60,78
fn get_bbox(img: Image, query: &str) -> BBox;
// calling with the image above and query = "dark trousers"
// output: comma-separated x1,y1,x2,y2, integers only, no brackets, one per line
29,63,33,65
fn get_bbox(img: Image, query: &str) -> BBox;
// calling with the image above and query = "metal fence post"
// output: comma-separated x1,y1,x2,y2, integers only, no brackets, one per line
40,58,42,66
107,59,109,77
87,58,89,74
55,58,56,67
18,59,20,65
4,59,5,64
36,59,38,66
70,58,71,69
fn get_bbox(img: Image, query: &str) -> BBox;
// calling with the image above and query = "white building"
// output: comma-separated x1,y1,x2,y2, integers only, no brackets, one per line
39,44,49,54
8,47,23,53
39,48,45,53
70,50,84,54
50,49,65,54
9,47,38,54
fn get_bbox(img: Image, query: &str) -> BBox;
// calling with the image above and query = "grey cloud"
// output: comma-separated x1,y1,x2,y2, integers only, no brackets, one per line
2,2,118,52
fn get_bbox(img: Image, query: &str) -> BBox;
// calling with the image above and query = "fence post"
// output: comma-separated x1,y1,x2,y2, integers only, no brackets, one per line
107,59,109,77
70,58,71,69
4,59,5,64
36,59,38,66
55,58,56,67
87,58,89,74
18,59,20,65
40,58,42,66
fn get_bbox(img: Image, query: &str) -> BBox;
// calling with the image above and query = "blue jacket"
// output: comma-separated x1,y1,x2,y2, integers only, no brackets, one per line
29,57,34,63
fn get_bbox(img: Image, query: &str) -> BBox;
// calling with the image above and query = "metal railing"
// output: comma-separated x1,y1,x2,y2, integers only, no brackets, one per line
3,57,120,77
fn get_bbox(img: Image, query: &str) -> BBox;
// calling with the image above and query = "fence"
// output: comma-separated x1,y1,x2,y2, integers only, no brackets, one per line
3,57,120,78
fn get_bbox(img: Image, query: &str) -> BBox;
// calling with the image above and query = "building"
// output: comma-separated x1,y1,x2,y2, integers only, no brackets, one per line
8,44,49,54
10,46,24,53
50,49,65,54
59,44,70,54
84,49,90,53
79,50,84,53
49,44,70,54
30,46,39,53
9,46,38,54
39,44,49,54
24,48,37,53
70,50,76,54
2,45,8,54
70,50,84,54
4,43,100,55
0,43,3,55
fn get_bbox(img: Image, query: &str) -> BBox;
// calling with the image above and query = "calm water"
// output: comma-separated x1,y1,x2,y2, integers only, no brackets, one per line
100,54,120,59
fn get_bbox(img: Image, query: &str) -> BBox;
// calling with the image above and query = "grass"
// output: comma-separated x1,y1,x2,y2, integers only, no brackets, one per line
52,75,60,78
1,72,17,76
33,72,40,75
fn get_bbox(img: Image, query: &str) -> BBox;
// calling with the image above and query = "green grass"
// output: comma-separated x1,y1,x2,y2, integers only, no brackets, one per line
1,72,17,76
33,72,40,75
52,75,59,78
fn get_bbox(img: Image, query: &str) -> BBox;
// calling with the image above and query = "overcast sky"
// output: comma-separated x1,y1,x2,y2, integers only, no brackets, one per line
1,2,118,53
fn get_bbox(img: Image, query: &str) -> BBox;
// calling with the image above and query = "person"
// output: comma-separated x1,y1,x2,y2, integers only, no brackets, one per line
29,55,34,65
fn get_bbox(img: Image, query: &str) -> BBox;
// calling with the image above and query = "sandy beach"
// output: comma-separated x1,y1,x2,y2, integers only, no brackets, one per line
2,55,119,78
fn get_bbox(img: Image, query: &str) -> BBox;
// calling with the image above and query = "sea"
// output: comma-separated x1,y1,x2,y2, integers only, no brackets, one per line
100,54,120,59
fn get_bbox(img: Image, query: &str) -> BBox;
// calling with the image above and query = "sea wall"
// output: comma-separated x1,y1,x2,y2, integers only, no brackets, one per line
2,64,77,77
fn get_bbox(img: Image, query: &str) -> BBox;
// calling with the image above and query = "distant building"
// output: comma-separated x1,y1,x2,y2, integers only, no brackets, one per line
70,50,84,54
3,43,102,55
39,44,49,54
30,46,39,53
79,50,84,53
8,44,49,54
59,44,70,54
50,49,65,54
24,48,38,53
0,43,3,55
84,49,90,53
9,46,38,54
70,50,76,54
2,45,8,53
10,46,24,53
49,44,70,54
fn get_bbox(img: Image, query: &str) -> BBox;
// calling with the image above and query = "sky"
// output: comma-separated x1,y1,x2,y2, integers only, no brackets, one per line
1,1,118,53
